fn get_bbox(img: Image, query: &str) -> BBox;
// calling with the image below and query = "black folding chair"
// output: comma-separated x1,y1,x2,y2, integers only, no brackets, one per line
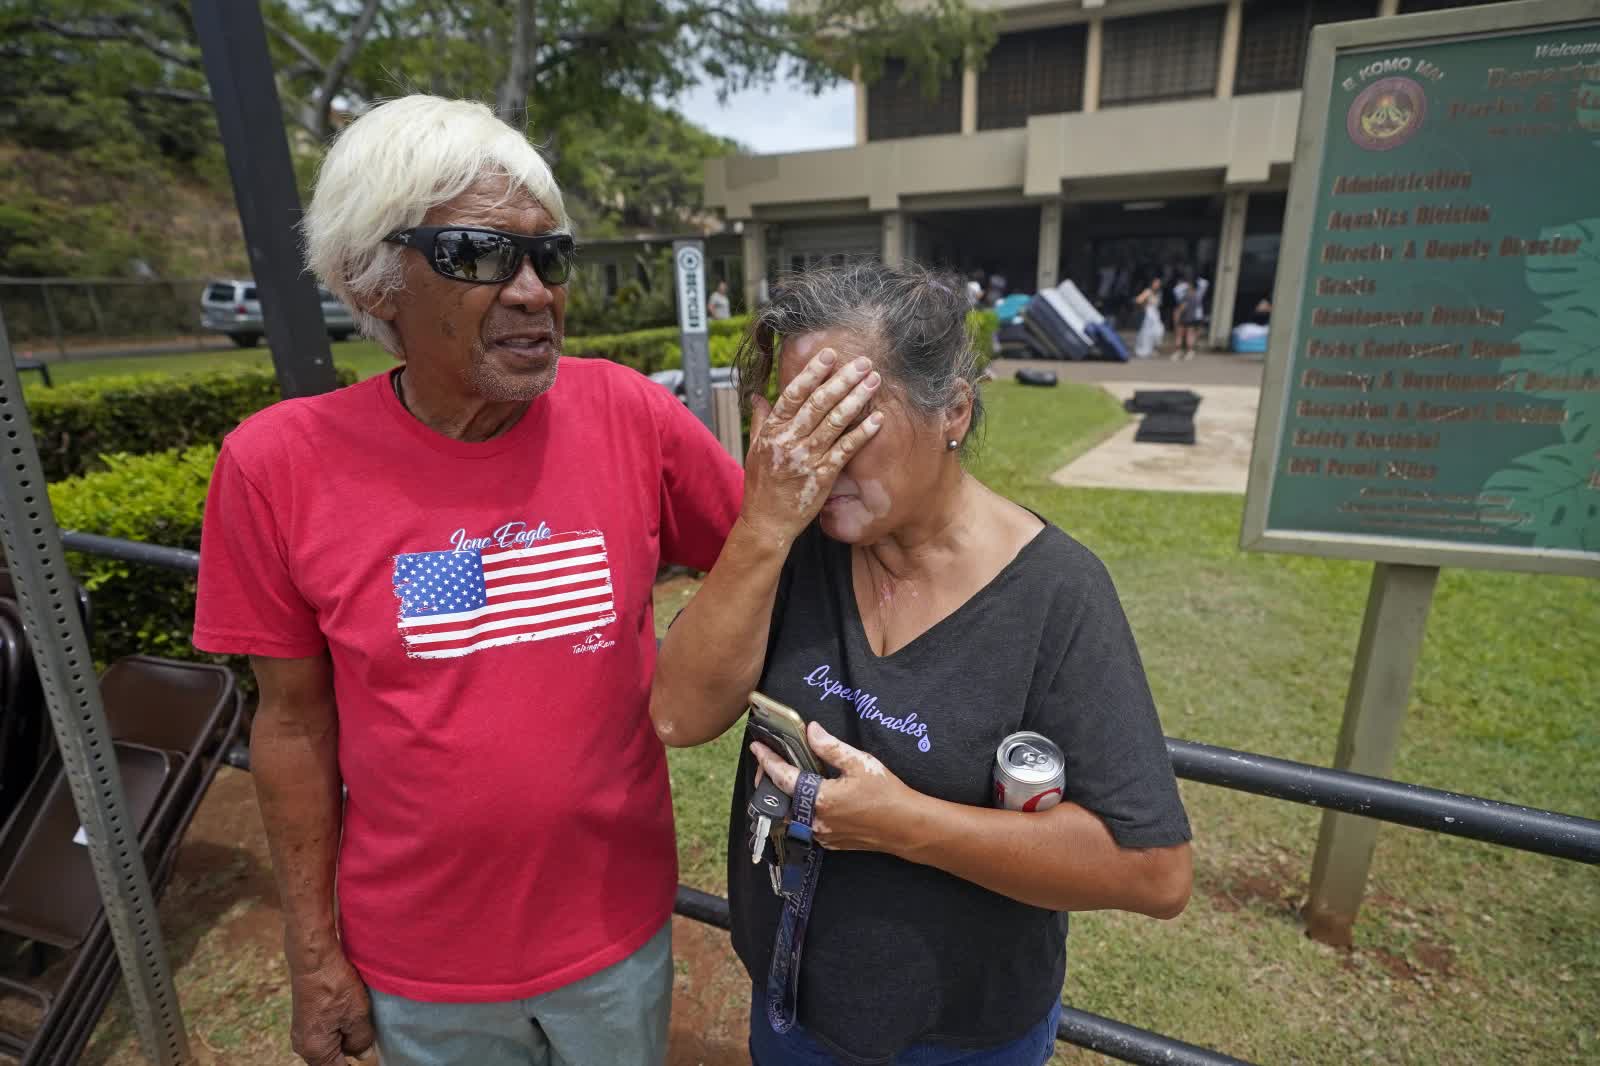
0,653,242,1064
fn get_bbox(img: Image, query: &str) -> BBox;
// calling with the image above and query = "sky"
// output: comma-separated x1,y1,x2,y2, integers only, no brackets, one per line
663,79,856,155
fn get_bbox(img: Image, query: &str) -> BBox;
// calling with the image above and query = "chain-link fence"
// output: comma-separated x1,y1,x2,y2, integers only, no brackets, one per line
0,278,221,358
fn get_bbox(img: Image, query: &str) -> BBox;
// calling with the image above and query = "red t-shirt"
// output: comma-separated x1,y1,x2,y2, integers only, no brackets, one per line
192,359,743,1002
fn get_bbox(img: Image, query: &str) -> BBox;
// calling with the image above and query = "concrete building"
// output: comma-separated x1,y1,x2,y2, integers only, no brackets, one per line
705,0,1492,344
577,233,745,301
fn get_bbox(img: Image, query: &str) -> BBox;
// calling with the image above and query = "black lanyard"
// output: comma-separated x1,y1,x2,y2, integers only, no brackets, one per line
764,770,824,1034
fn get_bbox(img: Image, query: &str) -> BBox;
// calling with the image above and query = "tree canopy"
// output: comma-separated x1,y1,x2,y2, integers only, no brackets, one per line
0,0,992,273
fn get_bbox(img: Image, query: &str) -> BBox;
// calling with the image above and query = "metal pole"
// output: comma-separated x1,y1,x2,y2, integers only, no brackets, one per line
1169,737,1600,862
1058,1007,1256,1066
60,531,201,573
192,0,338,398
1303,562,1439,947
0,309,191,1065
672,239,714,429
84,282,108,338
39,283,66,359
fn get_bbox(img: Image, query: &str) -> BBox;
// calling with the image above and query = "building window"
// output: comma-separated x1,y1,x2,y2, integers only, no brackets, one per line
867,58,962,140
977,25,1087,130
1398,0,1480,11
1101,7,1226,107
1235,0,1378,95
603,263,619,298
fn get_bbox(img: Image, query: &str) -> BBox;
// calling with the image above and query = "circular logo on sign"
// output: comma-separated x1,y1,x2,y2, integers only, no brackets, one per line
676,247,703,272
1347,77,1426,152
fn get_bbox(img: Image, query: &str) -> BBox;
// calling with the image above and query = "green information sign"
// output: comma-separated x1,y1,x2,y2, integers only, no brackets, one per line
1244,0,1600,577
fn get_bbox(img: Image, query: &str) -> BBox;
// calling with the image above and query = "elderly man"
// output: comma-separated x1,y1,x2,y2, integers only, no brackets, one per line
193,95,744,1066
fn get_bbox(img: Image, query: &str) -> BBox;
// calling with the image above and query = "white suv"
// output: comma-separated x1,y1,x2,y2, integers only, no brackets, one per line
200,279,357,348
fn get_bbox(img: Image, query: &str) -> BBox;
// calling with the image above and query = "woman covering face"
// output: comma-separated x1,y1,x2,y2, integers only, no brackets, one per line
650,262,1192,1066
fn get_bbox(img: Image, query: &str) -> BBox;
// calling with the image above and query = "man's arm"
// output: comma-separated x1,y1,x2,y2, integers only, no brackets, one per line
250,653,374,1066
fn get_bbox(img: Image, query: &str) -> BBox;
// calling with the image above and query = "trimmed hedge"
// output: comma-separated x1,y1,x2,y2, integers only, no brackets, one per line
48,445,217,670
30,366,356,481
968,309,998,372
564,315,751,375
568,310,996,377
658,333,743,372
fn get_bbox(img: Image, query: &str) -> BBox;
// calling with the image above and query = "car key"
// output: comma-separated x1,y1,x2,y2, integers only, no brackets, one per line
748,775,791,864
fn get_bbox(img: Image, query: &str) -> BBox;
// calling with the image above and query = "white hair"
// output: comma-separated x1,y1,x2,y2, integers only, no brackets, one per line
302,95,571,355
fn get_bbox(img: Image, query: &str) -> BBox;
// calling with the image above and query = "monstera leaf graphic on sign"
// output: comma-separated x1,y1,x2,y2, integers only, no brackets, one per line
1482,218,1600,549
1581,79,1600,147
1484,441,1600,551
1506,219,1600,427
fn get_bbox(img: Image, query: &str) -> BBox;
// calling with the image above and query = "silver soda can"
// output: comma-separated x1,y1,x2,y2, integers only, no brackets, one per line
993,731,1065,812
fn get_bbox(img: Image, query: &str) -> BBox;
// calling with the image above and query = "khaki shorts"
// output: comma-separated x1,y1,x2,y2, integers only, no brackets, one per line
369,921,672,1066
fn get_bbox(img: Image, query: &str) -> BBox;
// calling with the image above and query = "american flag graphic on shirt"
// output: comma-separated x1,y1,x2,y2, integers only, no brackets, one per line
393,530,615,659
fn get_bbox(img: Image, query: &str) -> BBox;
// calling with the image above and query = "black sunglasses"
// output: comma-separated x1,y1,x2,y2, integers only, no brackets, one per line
383,226,577,287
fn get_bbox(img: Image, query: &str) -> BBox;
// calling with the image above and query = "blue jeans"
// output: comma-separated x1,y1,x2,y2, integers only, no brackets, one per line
748,987,1061,1066
368,921,672,1066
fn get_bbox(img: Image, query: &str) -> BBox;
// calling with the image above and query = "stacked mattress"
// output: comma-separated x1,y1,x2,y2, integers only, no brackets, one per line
1019,282,1130,362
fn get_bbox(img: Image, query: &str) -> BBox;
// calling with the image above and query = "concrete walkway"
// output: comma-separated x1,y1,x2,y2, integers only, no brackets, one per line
990,354,1265,495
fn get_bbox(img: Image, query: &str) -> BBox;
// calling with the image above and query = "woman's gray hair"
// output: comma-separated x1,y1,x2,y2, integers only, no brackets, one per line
302,95,571,356
734,260,985,450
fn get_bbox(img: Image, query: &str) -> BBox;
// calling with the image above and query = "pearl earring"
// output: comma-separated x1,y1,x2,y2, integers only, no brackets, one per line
946,439,959,451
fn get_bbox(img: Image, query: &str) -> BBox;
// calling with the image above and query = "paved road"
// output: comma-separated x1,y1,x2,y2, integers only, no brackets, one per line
992,352,1265,389
19,337,238,362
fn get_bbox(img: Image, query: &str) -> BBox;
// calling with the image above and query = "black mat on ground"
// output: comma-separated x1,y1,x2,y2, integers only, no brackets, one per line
1014,368,1058,387
1124,389,1201,415
1135,412,1196,445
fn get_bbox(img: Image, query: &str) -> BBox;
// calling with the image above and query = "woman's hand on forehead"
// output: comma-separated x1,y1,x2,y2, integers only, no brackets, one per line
781,331,874,387
737,343,884,542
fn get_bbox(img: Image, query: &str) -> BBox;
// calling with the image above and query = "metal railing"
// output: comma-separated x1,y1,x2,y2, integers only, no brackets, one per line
0,277,221,359
56,532,1600,1066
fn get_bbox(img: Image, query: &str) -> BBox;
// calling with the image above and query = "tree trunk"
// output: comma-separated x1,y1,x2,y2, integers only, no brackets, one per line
428,2,447,95
496,0,536,123
308,0,384,139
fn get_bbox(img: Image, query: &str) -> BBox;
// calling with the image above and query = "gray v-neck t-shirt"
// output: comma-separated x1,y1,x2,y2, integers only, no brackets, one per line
726,519,1191,1063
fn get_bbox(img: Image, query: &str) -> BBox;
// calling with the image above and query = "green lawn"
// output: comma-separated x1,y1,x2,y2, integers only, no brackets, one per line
64,371,1596,1065
660,379,1600,1064
35,339,396,386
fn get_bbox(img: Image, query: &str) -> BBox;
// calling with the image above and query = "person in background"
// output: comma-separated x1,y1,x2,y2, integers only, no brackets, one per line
1134,277,1165,358
193,94,744,1066
709,279,733,319
987,271,1008,306
967,270,986,308
1172,272,1206,361
650,262,1192,1066
1096,263,1117,305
